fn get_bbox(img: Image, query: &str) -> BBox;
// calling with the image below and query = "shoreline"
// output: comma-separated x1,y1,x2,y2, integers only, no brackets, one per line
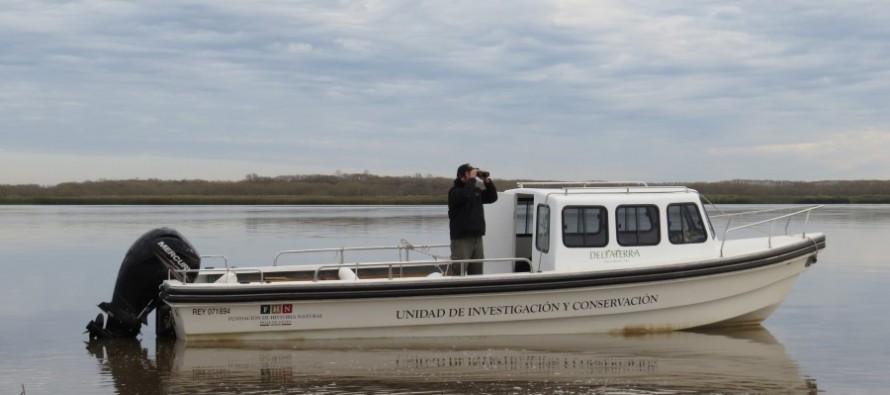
2,194,889,205
4,175,890,205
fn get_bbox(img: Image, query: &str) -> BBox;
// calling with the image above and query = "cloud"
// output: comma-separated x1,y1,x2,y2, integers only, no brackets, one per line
1,0,890,184
707,128,890,177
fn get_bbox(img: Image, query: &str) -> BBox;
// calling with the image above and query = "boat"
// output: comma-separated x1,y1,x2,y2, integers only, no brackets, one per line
86,182,826,341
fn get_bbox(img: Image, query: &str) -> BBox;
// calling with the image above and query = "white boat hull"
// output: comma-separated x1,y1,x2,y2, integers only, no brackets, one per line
167,250,814,341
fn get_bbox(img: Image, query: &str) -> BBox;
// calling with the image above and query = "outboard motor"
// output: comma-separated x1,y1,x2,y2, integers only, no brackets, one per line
86,228,200,339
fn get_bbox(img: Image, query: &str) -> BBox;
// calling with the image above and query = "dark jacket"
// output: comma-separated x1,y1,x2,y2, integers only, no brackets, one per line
448,178,498,239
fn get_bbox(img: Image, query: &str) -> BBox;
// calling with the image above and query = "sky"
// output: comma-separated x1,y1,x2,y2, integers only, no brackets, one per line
2,1,889,185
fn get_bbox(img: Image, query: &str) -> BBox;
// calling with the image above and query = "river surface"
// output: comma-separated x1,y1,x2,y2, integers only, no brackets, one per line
0,204,887,394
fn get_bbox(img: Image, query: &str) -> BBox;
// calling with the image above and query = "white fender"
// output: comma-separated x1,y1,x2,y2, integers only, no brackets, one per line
338,267,358,281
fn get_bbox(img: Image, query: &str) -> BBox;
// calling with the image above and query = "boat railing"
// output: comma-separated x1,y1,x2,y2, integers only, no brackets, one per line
517,181,649,188
711,205,822,257
168,257,535,284
161,256,234,283
200,255,230,269
171,267,267,282
515,181,701,196
312,257,536,282
273,241,450,266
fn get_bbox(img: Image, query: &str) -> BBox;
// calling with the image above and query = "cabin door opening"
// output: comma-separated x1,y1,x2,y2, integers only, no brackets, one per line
482,193,535,274
514,196,534,272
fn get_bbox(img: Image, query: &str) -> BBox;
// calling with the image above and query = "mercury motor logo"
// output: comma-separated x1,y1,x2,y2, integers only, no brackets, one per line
157,240,191,271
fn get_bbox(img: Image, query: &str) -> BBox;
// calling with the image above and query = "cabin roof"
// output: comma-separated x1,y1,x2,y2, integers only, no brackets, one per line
505,182,701,203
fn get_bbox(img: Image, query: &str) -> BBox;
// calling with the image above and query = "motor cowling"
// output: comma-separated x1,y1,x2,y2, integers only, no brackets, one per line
86,227,200,339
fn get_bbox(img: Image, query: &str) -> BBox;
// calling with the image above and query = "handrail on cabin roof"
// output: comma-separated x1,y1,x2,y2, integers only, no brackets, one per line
515,181,649,188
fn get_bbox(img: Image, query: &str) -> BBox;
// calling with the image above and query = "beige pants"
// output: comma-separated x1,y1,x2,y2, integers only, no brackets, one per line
450,236,484,275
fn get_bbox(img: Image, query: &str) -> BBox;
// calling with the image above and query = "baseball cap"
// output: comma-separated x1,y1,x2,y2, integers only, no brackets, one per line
456,163,476,177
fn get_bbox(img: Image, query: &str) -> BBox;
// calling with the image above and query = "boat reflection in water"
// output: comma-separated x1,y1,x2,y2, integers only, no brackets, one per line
87,327,817,394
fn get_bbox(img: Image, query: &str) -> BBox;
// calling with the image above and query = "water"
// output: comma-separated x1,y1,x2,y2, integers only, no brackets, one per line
0,204,887,394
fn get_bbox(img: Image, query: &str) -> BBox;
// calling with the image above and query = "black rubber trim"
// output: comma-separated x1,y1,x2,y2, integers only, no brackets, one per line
161,235,825,304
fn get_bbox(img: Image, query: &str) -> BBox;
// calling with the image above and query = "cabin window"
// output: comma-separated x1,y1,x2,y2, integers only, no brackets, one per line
616,205,660,246
515,198,534,236
562,206,608,248
535,204,551,253
667,203,708,244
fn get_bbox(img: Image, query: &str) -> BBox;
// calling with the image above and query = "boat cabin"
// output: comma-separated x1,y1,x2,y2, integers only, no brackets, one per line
481,182,716,274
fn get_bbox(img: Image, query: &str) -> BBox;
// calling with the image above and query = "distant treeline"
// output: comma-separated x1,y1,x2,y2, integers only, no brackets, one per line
2,173,890,204
684,179,890,204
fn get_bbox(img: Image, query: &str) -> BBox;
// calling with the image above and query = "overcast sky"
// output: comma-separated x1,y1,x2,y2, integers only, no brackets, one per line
2,1,889,185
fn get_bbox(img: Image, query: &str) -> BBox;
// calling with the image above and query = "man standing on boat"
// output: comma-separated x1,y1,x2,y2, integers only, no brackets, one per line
448,163,498,275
